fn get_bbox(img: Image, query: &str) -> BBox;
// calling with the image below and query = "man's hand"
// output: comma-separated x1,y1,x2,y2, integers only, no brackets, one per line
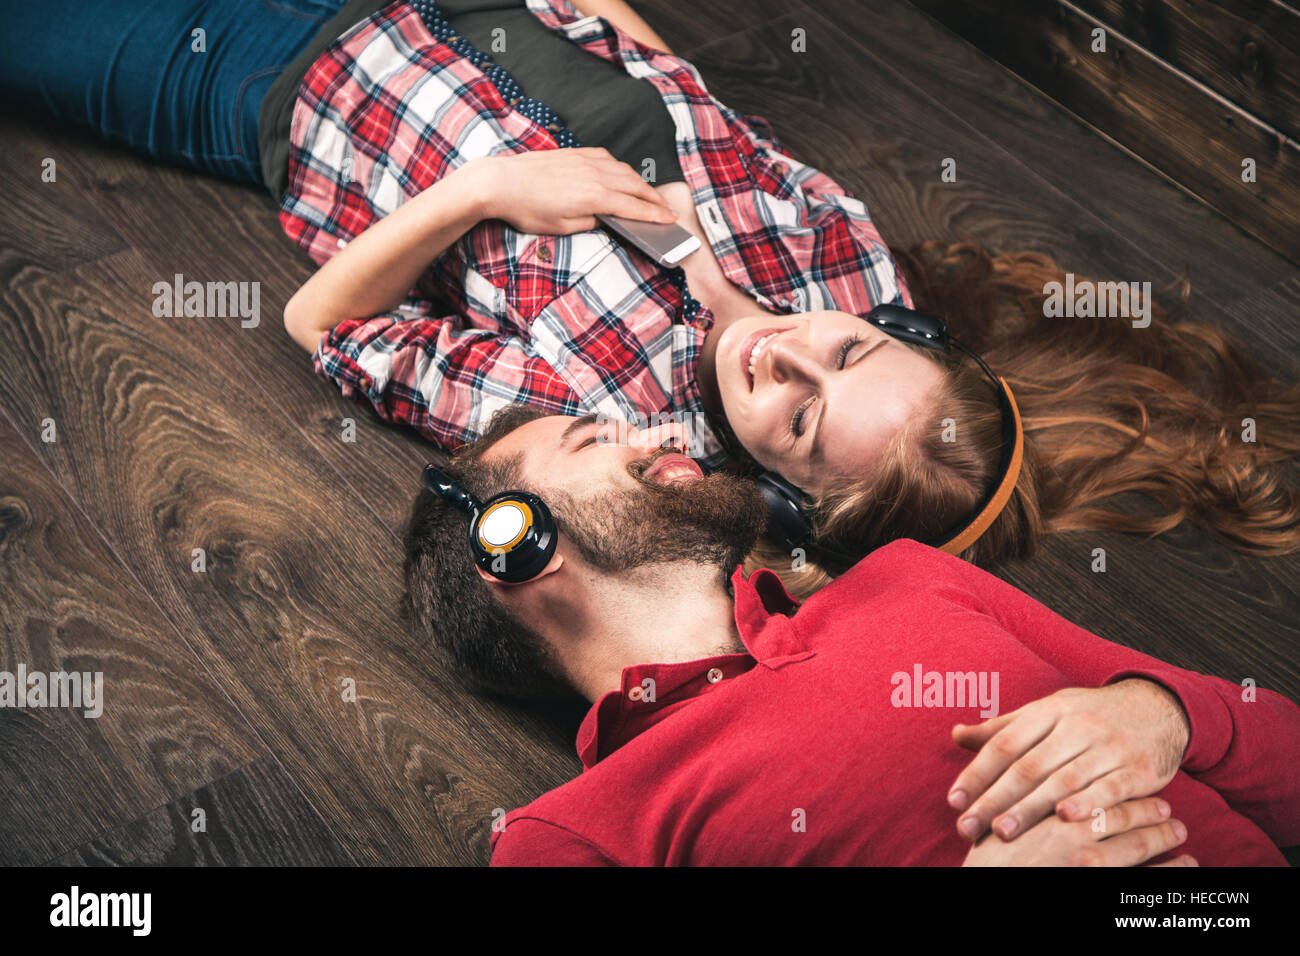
948,679,1191,842
962,796,1196,866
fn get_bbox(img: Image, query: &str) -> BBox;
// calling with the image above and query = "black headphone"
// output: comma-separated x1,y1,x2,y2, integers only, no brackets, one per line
422,464,559,583
756,303,1024,567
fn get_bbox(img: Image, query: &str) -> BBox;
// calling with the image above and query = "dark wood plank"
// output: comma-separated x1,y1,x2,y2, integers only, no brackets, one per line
813,0,1295,344
0,247,581,865
906,0,1300,264
0,414,264,865
1074,0,1300,141
995,523,1300,708
51,757,356,866
633,0,798,57
0,114,128,281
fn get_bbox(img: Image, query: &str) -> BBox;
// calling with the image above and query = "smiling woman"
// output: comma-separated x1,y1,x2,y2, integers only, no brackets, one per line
740,240,1300,598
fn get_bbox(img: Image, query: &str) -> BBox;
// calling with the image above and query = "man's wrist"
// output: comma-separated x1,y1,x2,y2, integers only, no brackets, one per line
1129,677,1192,770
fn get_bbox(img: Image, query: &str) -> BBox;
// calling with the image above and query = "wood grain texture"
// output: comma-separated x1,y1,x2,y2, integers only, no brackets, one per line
906,0,1300,265
51,758,356,866
0,0,1296,868
32,118,444,543
797,0,1295,349
1074,0,1300,141
0,241,582,865
0,416,264,865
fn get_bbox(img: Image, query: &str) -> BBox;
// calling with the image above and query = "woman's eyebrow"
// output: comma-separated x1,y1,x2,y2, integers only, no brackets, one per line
560,413,600,448
811,339,889,463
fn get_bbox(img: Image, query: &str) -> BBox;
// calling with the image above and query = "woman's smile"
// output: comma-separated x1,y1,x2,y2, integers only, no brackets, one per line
738,326,793,390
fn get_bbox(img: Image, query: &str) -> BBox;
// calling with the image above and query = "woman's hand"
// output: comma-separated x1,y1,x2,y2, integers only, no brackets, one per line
467,148,678,234
962,796,1195,866
948,679,1191,842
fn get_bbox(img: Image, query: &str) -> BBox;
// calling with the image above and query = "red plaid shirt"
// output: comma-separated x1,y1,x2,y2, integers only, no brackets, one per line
279,0,913,465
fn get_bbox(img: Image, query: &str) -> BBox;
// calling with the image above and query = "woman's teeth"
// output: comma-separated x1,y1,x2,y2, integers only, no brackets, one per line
747,332,779,378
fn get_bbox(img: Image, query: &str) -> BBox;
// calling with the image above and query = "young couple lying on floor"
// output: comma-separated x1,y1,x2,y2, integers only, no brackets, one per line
404,404,1300,867
9,0,1295,862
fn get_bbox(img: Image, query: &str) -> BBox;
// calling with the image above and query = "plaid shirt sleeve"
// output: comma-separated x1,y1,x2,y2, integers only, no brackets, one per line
312,294,581,449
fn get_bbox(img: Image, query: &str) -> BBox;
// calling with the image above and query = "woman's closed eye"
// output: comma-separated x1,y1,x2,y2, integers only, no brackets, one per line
788,333,865,438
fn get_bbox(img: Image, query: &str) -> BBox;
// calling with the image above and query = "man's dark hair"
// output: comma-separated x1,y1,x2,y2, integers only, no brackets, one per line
402,406,575,700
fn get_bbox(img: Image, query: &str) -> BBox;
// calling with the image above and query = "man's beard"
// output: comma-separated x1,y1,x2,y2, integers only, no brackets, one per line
547,453,768,577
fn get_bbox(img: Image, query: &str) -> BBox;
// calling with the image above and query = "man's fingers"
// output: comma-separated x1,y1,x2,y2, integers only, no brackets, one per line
1146,854,1199,867
1056,766,1140,822
947,708,1054,816
951,712,1012,751
956,733,1081,841
989,748,1114,840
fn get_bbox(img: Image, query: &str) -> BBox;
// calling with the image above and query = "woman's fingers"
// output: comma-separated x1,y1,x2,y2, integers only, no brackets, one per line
1146,855,1199,867
1084,796,1186,867
1095,794,1171,835
1095,818,1188,867
595,184,678,223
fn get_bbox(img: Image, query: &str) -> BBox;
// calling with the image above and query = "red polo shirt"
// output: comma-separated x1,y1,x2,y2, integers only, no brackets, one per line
489,540,1300,865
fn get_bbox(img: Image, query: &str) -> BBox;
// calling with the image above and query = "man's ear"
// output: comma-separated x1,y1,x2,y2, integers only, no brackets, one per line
474,551,564,587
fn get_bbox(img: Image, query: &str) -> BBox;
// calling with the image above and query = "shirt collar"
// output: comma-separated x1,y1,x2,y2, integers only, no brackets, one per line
574,565,811,769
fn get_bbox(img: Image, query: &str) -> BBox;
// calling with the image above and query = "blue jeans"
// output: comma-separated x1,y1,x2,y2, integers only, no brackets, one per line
0,0,345,185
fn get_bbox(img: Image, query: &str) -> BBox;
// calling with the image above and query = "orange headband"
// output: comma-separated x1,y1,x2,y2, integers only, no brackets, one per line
937,376,1024,555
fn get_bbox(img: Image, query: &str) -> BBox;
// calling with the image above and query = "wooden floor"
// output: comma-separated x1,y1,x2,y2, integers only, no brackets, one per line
1,0,1296,866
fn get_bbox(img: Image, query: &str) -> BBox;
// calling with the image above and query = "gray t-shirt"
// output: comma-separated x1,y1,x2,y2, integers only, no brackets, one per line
258,0,684,199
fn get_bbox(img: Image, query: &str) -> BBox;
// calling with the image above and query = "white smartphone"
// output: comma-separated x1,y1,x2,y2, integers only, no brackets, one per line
597,212,701,266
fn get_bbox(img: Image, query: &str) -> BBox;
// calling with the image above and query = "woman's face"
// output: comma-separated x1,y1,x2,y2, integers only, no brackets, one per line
714,310,946,494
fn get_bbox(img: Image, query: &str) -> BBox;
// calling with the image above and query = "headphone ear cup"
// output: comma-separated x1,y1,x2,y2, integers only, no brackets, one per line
866,304,950,351
755,471,813,553
470,492,558,583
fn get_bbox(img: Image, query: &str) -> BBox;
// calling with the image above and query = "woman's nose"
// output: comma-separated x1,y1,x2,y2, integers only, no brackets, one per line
766,336,818,386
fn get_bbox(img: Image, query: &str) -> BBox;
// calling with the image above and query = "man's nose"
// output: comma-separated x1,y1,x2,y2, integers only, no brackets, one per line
628,420,691,455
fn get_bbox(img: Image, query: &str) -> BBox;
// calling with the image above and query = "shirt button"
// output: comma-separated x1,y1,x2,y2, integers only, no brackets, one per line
706,667,724,684
509,97,522,106
537,244,552,262
546,122,560,133
447,34,459,42
772,161,788,176
628,685,644,701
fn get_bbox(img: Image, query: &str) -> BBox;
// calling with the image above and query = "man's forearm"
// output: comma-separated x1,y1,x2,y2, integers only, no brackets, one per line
283,162,487,351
